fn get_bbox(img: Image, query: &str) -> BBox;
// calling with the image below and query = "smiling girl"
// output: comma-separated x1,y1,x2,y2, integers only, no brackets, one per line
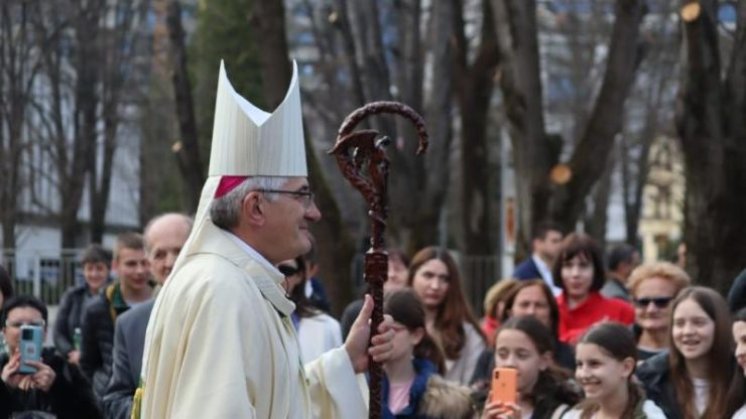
408,246,486,385
637,286,734,418
481,316,580,419
554,234,634,344
566,322,665,418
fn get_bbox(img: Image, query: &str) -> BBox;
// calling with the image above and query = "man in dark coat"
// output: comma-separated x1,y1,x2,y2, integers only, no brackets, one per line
512,222,563,295
80,232,152,402
102,213,192,419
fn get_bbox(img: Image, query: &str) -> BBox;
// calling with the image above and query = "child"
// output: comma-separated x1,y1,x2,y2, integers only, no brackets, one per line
568,322,666,418
637,286,734,418
482,316,580,418
382,288,473,419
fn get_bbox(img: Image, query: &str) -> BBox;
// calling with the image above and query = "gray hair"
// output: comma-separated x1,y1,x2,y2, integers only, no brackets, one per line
210,176,291,230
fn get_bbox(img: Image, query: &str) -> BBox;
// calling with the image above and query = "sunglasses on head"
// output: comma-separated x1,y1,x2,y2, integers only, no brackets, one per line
278,265,301,277
634,296,674,308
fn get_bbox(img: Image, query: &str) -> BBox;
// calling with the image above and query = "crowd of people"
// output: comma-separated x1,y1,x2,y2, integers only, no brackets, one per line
3,222,746,418
2,60,746,419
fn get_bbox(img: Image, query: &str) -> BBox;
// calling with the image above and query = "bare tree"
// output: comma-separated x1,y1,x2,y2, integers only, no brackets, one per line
453,0,500,256
677,0,746,291
0,0,45,249
492,0,647,253
165,0,205,213
90,0,151,242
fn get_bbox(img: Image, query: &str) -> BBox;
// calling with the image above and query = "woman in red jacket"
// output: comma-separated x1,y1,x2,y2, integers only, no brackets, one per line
554,233,634,344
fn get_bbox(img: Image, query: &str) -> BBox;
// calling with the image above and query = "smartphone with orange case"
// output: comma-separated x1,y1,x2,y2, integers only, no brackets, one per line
490,367,518,404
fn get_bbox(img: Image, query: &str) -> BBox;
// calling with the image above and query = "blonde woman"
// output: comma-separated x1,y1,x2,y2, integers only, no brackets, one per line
627,262,691,361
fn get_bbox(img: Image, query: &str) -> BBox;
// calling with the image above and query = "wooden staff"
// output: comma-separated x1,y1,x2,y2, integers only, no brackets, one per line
328,101,428,419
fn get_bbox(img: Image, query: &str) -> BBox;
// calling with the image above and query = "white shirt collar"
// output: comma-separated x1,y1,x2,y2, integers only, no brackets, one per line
532,254,562,296
226,233,282,276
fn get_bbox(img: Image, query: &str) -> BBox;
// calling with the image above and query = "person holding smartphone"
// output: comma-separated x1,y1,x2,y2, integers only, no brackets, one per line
0,295,100,418
482,316,580,419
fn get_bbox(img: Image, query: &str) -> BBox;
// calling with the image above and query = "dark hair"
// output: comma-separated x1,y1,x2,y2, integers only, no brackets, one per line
114,232,145,260
407,246,485,359
669,286,732,419
502,279,560,339
285,256,316,318
0,265,13,301
388,248,410,268
1,294,48,326
726,308,746,417
384,288,445,373
496,316,580,409
607,244,637,271
575,323,642,418
80,244,112,267
533,221,563,241
552,233,605,293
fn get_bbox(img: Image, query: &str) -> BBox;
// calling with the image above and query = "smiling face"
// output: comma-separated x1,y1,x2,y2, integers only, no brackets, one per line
261,178,321,264
114,247,150,293
494,329,549,395
561,254,594,301
633,276,678,332
575,342,634,402
672,298,716,361
411,259,450,310
83,262,109,293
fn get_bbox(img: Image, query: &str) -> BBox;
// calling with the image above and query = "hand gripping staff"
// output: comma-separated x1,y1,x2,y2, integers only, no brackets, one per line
328,101,428,419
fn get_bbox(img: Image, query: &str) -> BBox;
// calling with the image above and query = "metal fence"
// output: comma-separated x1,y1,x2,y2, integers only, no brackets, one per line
1,249,83,306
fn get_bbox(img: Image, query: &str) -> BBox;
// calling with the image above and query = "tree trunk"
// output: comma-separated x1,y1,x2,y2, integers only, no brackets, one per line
407,0,455,252
252,0,355,315
677,0,746,292
166,0,205,214
494,0,646,253
454,0,500,256
492,0,555,253
61,2,102,248
585,156,613,249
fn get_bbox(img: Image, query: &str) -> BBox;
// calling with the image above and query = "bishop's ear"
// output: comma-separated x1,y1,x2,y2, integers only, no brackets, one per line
240,191,266,226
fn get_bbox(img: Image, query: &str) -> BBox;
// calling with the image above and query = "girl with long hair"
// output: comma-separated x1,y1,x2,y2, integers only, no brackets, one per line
382,288,473,419
565,322,665,418
408,246,486,385
554,233,634,344
637,286,734,418
481,316,580,419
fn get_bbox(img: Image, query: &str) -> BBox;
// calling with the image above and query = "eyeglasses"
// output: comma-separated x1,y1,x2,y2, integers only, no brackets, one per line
5,320,45,328
278,265,301,277
634,297,674,309
257,189,315,209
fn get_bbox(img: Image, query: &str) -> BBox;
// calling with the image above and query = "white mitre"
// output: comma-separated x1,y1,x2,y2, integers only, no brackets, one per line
209,59,306,177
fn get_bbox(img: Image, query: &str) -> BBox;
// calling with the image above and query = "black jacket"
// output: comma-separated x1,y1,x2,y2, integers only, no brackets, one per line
80,283,132,401
54,284,99,357
0,348,100,419
635,351,681,419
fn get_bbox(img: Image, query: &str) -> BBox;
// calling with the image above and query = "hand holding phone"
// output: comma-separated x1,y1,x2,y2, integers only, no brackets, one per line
19,325,44,374
490,367,518,404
